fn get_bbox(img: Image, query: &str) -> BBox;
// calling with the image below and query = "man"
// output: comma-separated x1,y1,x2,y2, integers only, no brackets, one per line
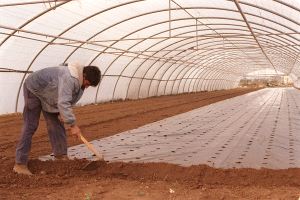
14,63,101,175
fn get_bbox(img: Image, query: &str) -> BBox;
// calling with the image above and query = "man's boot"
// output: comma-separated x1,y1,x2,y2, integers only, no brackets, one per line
13,164,33,175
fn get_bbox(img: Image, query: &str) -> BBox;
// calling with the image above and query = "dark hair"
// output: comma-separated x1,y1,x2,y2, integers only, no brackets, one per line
83,66,101,86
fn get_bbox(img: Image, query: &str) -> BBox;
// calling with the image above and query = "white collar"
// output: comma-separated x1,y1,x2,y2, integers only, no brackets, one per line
67,62,84,86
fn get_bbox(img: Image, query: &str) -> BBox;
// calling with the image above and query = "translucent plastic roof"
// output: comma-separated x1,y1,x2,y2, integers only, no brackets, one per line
0,0,300,114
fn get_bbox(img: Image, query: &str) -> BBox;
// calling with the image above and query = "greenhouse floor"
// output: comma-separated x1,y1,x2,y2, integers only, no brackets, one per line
42,87,300,169
1,87,299,200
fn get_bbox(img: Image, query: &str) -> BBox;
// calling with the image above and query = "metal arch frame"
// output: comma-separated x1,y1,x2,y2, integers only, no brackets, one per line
171,0,300,77
192,39,297,60
205,71,227,92
0,1,70,112
51,31,296,45
218,74,238,90
185,58,242,93
110,25,207,99
230,0,300,42
133,23,292,98
59,16,199,102
68,7,300,102
110,25,199,98
117,13,300,99
184,54,247,93
211,68,239,91
220,78,229,90
289,53,300,75
216,75,230,90
1,23,286,94
151,34,291,97
220,75,235,90
192,69,208,91
123,41,236,97
213,77,224,91
95,15,253,101
181,68,205,92
271,0,300,76
61,2,153,63
231,13,300,47
187,67,220,92
2,2,298,111
11,0,145,112
139,37,255,95
198,70,213,92
193,61,246,91
102,22,250,99
0,1,68,47
170,56,242,95
151,41,271,96
198,70,233,92
141,37,248,97
168,0,257,63
14,11,300,99
257,34,300,53
167,50,249,95
122,25,260,98
233,0,277,73
138,21,298,97
195,63,241,93
195,43,300,56
206,72,226,92
0,10,295,52
170,1,281,70
232,0,300,76
0,24,202,64
195,70,214,92
178,64,210,93
272,0,300,13
190,57,238,93
0,0,73,7
210,74,227,91
164,27,299,95
236,0,300,27
277,0,300,75
168,65,205,94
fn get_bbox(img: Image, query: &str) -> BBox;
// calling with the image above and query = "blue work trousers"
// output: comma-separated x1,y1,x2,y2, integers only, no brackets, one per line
15,83,67,164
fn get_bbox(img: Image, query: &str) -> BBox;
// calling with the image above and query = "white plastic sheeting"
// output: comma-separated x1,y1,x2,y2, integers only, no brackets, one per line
41,88,300,169
0,0,300,114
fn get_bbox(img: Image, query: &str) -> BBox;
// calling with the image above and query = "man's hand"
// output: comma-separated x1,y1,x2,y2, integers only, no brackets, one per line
69,125,82,138
58,114,64,123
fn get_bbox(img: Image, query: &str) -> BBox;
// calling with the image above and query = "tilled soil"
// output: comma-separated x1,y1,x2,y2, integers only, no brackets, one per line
1,88,299,200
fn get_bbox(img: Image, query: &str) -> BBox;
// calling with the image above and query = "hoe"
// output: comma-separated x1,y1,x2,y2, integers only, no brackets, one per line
78,133,105,170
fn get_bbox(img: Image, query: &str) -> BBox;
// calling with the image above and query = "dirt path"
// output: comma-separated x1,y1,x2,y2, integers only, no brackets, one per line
1,88,299,199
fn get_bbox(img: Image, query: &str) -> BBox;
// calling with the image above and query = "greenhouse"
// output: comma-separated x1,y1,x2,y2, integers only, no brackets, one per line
0,0,299,199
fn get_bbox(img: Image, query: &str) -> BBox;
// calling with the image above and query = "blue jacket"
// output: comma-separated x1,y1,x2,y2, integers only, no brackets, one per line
25,63,84,125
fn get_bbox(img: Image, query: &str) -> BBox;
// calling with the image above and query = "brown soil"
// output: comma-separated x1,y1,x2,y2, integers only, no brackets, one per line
0,88,299,200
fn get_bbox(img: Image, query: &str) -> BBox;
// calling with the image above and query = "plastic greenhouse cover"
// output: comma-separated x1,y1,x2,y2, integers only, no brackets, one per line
0,0,299,114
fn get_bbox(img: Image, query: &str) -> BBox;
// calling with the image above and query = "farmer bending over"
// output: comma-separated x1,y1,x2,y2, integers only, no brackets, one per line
14,63,101,175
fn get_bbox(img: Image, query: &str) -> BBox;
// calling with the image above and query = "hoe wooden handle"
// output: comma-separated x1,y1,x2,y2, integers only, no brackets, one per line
79,133,104,160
